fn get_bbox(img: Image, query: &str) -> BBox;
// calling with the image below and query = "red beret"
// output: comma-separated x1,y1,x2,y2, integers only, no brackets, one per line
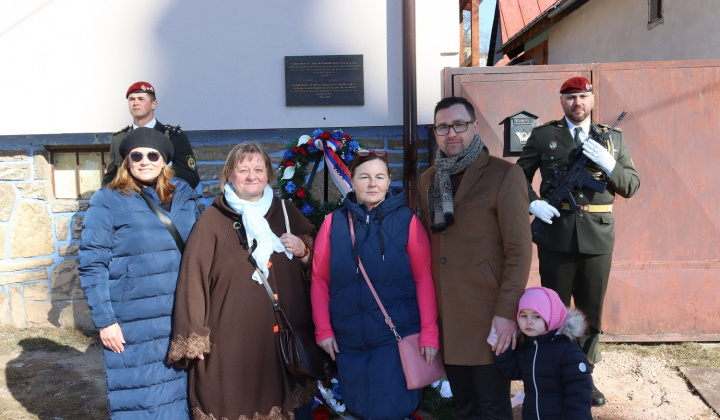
559,77,593,94
126,81,156,98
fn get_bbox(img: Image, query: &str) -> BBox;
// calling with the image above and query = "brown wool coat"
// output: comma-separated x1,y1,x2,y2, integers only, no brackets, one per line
168,195,316,419
419,147,532,366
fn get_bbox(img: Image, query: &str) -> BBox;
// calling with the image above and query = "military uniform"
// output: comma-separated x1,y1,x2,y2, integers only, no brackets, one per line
103,121,199,188
516,118,640,364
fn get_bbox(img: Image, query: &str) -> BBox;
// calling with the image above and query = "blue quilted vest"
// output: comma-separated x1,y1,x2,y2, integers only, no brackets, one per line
328,186,421,349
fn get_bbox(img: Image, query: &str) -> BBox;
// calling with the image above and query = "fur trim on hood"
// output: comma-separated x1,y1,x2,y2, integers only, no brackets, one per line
557,308,587,341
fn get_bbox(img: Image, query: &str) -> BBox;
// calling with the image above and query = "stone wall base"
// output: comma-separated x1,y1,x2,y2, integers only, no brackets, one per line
0,127,431,330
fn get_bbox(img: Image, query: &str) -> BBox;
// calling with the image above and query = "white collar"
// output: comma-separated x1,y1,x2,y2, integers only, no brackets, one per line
132,118,157,130
564,117,591,137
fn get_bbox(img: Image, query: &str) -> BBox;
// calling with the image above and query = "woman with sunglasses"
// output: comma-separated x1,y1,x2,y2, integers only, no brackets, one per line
79,127,200,419
311,149,440,419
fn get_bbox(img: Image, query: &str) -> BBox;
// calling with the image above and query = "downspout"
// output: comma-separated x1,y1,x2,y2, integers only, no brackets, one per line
403,0,418,209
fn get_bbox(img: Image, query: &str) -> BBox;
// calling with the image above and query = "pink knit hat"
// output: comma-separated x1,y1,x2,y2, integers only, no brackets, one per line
517,287,567,331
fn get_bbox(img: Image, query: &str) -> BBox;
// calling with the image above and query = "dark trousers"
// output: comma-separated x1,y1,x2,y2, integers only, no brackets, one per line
444,364,512,420
537,247,612,365
293,401,313,420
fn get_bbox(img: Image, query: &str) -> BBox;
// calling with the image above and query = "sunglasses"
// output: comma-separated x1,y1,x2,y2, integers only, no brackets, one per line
129,151,161,163
356,149,387,157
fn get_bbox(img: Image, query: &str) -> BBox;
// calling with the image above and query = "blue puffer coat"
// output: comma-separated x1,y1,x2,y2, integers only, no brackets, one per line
494,308,593,420
79,179,200,419
329,187,422,420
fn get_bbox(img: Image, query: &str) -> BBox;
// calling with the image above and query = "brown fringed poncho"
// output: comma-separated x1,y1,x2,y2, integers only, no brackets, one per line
168,195,316,419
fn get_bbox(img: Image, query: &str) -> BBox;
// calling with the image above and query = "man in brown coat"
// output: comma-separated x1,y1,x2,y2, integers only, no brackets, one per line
420,96,532,419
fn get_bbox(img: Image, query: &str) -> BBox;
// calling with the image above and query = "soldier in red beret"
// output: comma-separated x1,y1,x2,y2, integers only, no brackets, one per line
516,76,641,407
103,81,200,188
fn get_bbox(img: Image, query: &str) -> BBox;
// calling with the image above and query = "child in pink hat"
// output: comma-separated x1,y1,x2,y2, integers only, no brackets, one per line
488,287,592,419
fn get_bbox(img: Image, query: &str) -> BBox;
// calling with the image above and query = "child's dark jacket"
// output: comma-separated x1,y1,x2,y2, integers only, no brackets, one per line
494,308,592,419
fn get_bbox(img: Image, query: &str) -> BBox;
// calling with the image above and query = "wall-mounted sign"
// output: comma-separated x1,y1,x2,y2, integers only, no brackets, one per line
285,55,364,106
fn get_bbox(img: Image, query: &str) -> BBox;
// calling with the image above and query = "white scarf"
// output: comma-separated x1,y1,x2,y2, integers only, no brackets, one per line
223,183,291,284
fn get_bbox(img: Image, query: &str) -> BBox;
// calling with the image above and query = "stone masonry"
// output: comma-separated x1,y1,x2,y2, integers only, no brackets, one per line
0,129,429,330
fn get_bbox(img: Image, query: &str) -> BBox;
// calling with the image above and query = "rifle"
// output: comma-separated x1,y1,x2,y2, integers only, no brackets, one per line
531,111,626,244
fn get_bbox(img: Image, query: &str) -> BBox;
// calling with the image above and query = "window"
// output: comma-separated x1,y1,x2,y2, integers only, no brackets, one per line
49,147,109,199
649,0,662,23
460,0,495,67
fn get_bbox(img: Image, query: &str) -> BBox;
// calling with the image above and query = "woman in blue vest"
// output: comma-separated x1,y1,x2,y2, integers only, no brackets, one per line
79,128,200,419
311,149,440,419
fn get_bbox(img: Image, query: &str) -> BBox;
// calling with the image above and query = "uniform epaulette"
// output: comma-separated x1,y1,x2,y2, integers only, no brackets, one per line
113,125,131,135
535,120,559,129
165,125,183,136
598,123,621,132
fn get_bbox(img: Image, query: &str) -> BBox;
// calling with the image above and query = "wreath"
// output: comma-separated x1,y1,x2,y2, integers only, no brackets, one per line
276,129,361,228
313,375,443,418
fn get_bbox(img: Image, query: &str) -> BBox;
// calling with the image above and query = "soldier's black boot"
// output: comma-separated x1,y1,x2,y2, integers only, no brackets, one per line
591,383,606,407
588,364,606,407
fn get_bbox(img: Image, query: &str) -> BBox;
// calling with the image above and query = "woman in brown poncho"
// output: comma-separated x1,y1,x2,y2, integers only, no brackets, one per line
168,142,317,419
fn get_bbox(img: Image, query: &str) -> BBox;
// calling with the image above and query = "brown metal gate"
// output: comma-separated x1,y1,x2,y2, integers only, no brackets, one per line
442,60,720,342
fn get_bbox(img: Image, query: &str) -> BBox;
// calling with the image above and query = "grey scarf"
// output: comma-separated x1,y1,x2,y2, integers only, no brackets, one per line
428,134,484,232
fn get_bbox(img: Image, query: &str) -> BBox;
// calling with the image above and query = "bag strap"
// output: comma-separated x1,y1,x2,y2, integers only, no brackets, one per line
347,211,401,341
231,222,291,328
139,191,184,253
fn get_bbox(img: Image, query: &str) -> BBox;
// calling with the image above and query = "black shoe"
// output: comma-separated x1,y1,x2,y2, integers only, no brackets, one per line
592,385,606,407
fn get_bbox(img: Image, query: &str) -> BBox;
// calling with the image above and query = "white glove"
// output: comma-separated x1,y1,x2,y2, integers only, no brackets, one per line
511,390,525,408
486,326,498,347
529,200,560,224
582,140,616,175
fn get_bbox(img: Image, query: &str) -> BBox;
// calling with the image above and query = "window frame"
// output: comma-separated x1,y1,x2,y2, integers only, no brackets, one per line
47,146,109,200
648,0,663,27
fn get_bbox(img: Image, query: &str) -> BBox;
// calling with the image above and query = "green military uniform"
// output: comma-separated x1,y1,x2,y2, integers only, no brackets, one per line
516,118,640,364
103,121,199,188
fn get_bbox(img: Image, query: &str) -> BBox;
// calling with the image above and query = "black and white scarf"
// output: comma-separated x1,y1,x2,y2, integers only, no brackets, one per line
428,134,484,232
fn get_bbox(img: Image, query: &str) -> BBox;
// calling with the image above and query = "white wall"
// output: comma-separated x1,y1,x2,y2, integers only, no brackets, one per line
417,1,461,124
0,0,458,135
548,0,720,65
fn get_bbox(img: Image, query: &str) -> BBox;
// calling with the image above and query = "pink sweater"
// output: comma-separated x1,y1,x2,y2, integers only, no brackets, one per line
311,213,440,349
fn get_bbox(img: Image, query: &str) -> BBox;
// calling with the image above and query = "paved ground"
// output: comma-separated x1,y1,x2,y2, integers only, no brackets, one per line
0,332,718,419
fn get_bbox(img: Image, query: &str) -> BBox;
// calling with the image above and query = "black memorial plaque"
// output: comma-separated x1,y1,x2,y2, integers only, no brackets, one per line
285,55,364,106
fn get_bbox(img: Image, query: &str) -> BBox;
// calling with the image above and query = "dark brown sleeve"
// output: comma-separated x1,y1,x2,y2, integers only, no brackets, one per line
167,212,215,367
494,164,532,320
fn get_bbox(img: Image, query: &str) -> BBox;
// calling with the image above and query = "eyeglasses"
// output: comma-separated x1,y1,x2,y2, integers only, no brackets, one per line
356,149,387,157
433,120,474,136
129,151,161,163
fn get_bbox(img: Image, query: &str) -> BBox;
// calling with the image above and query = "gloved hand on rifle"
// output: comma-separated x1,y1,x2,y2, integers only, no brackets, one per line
530,200,560,224
583,140,616,175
